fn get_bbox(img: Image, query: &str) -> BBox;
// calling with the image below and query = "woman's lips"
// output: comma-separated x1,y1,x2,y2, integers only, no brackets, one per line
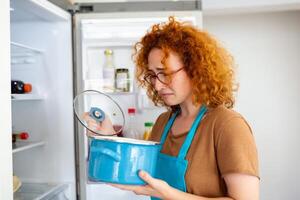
160,93,173,97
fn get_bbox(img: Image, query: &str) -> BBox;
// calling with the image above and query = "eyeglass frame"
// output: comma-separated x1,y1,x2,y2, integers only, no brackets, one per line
143,67,185,86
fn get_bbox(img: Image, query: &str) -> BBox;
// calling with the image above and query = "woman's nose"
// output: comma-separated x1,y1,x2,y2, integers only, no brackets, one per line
153,78,165,91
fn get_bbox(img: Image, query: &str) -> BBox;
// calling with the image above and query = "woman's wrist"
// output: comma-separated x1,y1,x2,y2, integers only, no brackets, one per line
163,187,183,200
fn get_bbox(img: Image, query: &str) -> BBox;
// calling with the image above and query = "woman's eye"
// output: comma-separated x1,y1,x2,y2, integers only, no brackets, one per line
158,73,167,78
146,73,155,77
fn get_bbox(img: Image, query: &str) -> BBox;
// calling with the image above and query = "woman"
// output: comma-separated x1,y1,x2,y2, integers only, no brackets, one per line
110,17,259,200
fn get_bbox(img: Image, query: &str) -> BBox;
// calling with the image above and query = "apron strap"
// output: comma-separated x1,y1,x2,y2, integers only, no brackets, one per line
159,110,179,150
178,106,207,160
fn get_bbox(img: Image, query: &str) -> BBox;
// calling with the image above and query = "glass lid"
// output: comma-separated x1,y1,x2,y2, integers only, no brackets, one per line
73,90,125,136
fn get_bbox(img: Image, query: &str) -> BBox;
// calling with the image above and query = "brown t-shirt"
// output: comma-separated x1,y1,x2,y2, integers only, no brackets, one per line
149,105,259,197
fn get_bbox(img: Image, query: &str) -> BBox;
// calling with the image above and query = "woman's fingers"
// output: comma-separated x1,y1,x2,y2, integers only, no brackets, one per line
139,171,154,185
82,112,91,121
101,117,116,135
109,184,155,196
82,112,116,136
138,170,170,197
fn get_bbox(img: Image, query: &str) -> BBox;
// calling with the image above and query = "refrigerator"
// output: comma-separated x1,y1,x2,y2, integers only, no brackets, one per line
8,0,202,199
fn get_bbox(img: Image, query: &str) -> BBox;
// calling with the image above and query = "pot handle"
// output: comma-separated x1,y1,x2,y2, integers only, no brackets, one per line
90,146,121,162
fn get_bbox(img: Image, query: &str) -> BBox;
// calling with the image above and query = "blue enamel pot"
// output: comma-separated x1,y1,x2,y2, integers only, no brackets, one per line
88,136,161,185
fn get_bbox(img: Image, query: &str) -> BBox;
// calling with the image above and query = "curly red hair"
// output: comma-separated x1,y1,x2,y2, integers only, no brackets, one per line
133,16,238,109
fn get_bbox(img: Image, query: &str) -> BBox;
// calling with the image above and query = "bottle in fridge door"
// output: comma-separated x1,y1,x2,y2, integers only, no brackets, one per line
11,80,32,94
143,122,154,141
102,49,115,92
124,108,140,139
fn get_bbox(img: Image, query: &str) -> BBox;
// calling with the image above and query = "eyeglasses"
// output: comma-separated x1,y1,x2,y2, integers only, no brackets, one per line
143,67,185,86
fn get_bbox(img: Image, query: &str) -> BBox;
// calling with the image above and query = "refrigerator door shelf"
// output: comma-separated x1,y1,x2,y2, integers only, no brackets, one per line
84,79,135,94
11,94,45,101
11,42,44,56
12,141,45,154
14,182,68,200
10,42,44,65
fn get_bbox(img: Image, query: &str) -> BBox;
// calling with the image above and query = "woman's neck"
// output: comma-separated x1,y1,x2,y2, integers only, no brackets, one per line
179,98,201,118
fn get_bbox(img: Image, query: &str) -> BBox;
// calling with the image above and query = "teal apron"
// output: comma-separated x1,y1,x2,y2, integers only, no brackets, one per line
151,106,207,200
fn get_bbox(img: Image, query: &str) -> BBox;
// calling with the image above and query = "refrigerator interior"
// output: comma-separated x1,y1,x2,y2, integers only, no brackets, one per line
74,11,201,200
78,12,201,134
10,0,75,199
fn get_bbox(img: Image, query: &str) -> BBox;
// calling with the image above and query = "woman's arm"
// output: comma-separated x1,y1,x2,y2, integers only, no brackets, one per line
166,173,259,200
111,171,259,200
223,173,259,200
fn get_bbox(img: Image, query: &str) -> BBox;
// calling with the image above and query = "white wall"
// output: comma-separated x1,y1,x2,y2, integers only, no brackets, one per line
0,0,13,199
203,0,300,15
204,11,300,199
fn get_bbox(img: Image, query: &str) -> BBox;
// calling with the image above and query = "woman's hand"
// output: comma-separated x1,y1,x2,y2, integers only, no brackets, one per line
110,172,258,200
110,170,174,199
82,112,116,137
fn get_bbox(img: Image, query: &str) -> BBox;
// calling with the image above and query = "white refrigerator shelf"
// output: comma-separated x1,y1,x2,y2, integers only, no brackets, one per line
11,94,44,101
10,42,44,65
12,141,45,154
14,182,68,200
11,42,44,56
106,91,137,95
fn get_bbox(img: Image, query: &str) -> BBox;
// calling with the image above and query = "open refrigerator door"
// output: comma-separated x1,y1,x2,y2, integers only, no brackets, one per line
10,0,75,199
73,9,202,200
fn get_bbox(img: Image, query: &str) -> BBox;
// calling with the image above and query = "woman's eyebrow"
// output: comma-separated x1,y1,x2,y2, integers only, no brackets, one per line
155,66,164,71
147,66,164,72
146,69,155,74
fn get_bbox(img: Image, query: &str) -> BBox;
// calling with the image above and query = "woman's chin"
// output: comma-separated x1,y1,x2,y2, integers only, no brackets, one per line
163,99,179,106
161,94,180,106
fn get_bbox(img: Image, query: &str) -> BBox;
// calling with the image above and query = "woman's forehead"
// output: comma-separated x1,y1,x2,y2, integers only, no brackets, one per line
149,55,183,71
148,48,182,71
147,49,166,70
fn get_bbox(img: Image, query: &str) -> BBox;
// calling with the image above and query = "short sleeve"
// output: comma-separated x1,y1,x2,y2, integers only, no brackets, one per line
149,111,171,142
216,116,259,178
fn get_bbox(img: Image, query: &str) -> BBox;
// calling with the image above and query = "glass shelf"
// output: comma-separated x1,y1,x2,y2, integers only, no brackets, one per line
14,183,68,200
12,141,45,154
106,91,137,95
84,78,135,94
11,94,44,101
11,42,44,64
11,42,44,56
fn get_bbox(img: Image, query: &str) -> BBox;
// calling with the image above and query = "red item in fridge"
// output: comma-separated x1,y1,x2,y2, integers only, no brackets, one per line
128,108,136,114
23,84,32,93
113,125,123,137
12,132,29,143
